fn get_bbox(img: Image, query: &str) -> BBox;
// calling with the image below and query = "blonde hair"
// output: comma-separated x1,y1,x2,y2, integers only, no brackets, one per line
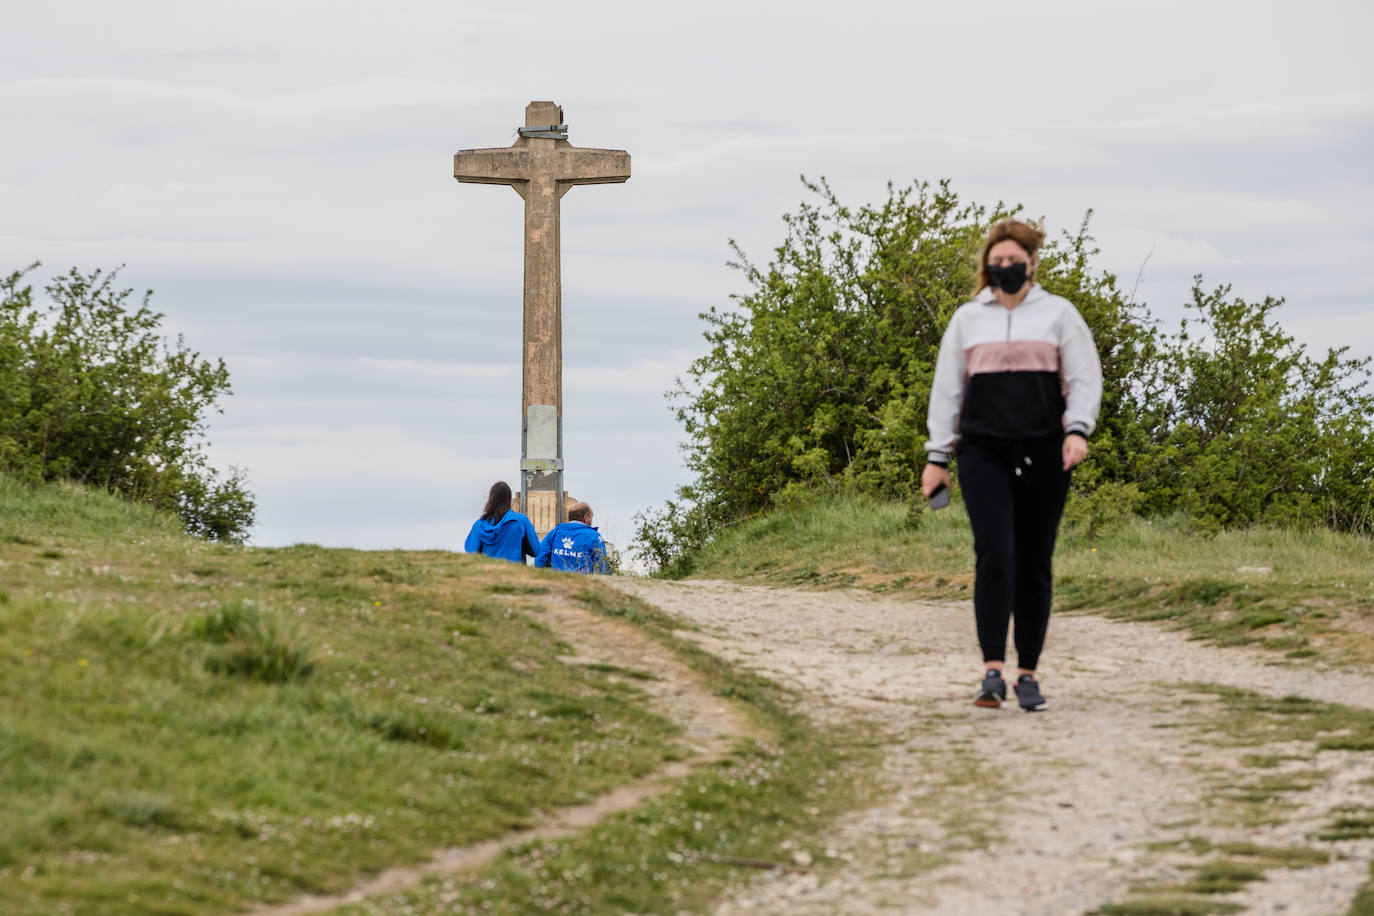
974,218,1047,295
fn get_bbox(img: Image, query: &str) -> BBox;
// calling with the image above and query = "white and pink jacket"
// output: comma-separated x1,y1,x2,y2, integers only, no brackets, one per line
924,284,1102,465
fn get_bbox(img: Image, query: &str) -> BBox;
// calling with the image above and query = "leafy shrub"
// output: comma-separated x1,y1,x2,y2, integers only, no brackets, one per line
1062,481,1144,542
0,264,254,541
631,497,717,578
1131,281,1374,532
634,178,1374,571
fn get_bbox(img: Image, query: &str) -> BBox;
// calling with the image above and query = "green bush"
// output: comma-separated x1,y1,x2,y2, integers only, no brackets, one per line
634,178,1373,572
0,264,254,541
1062,481,1144,543
1131,281,1374,532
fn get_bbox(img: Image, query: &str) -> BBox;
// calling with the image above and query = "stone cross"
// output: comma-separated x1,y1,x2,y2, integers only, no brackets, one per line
453,101,630,537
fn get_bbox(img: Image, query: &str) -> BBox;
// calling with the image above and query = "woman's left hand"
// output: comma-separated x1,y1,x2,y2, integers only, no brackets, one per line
1062,435,1088,470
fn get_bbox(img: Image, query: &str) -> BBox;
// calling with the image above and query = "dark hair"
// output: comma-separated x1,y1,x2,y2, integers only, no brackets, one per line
567,502,592,523
481,481,512,522
973,218,1047,295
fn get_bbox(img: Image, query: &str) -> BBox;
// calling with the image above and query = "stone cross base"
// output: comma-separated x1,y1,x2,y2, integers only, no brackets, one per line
513,491,576,539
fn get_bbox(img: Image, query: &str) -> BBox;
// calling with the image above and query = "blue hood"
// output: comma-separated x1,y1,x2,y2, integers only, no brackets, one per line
464,510,539,562
473,512,521,546
475,516,513,543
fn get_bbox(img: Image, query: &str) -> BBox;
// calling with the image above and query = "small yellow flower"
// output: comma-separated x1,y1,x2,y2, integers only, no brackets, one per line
374,601,382,606
1091,548,1098,552
23,648,32,657
78,659,89,667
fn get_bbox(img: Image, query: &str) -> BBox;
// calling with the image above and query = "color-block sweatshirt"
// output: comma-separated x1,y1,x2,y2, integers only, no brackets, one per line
924,284,1102,466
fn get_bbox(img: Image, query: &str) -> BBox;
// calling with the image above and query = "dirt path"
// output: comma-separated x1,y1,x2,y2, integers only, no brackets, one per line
610,578,1374,916
254,592,755,916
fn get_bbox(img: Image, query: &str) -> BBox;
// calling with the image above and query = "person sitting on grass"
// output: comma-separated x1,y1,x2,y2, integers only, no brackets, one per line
535,502,610,574
463,481,540,563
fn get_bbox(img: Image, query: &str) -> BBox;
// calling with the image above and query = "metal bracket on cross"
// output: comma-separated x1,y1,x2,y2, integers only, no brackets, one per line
517,123,568,139
520,405,564,534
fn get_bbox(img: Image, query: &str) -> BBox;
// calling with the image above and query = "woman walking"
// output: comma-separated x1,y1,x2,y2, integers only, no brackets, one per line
464,481,540,564
922,218,1102,711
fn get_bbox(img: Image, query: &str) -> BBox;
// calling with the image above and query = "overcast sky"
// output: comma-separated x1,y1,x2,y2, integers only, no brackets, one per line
3,0,1371,555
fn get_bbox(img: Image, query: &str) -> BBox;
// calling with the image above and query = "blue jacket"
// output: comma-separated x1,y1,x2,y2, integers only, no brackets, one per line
535,521,609,574
464,510,540,563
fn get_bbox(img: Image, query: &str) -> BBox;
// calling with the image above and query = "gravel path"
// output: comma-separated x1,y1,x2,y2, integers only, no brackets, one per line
610,578,1374,916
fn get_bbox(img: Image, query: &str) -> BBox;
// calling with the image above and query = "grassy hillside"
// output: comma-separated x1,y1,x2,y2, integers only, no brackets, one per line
0,477,872,914
687,492,1374,665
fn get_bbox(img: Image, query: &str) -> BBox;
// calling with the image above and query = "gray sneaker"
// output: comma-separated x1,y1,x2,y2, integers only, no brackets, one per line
974,669,1006,708
1014,674,1048,712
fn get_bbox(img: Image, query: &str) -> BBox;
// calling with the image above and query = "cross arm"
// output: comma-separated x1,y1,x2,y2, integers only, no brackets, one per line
454,147,532,185
556,147,631,186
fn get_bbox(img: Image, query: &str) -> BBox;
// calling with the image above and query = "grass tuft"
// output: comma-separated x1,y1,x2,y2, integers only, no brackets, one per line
193,599,316,683
1317,806,1374,841
1096,898,1243,915
1186,861,1266,894
97,791,187,830
486,582,549,595
362,708,476,750
1182,683,1374,751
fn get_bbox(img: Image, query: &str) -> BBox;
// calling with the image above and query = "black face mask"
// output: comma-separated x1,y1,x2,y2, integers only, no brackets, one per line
987,262,1028,294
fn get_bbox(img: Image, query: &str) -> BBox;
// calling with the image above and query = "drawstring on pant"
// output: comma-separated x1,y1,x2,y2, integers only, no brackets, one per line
1012,438,1032,478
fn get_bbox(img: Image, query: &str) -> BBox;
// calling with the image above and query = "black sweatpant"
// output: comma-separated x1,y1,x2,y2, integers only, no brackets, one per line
956,434,1072,672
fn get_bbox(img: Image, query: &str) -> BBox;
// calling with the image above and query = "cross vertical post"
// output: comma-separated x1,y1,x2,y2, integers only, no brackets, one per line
453,101,630,537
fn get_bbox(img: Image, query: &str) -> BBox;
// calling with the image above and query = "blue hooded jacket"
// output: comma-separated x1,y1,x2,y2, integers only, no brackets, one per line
535,521,609,574
464,510,540,563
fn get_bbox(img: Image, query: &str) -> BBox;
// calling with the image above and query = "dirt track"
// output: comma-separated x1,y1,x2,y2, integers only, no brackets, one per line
611,577,1374,916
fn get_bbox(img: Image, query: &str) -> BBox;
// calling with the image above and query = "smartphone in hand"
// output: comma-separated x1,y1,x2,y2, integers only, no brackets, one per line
928,483,950,510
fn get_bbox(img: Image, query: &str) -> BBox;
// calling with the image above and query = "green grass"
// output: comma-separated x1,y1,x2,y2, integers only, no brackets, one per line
684,492,1374,665
1318,806,1374,841
1143,838,1329,868
336,586,884,913
1095,898,1242,915
0,475,877,914
1349,861,1374,915
1177,861,1266,894
1181,684,1374,752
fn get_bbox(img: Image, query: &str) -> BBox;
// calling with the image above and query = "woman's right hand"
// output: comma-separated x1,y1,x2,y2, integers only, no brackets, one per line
921,463,951,499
